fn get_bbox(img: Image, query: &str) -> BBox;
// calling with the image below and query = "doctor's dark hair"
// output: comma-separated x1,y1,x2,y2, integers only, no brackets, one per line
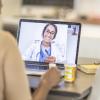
42,23,57,39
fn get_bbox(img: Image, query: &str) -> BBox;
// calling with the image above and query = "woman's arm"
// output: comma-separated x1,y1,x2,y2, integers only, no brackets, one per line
1,32,32,100
32,67,61,100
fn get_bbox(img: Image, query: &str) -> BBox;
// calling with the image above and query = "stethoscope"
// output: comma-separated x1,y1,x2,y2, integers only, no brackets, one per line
36,41,51,61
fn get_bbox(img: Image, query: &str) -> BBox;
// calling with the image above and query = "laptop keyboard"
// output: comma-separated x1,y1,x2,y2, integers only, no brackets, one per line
25,61,49,70
26,64,49,70
25,61,64,71
25,61,65,76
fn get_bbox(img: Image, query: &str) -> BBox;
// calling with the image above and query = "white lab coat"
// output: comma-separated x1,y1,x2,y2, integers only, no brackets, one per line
23,40,65,63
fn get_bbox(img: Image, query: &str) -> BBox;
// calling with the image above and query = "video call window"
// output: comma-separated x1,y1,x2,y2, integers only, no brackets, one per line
18,20,80,64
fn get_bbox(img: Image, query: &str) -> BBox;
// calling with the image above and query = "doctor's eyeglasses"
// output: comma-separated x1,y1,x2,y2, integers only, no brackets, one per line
46,29,55,35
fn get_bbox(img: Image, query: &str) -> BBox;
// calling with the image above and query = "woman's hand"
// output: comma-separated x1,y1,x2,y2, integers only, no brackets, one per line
41,67,61,90
45,56,56,63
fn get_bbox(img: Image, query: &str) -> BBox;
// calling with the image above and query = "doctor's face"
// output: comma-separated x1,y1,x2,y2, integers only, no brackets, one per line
43,24,56,43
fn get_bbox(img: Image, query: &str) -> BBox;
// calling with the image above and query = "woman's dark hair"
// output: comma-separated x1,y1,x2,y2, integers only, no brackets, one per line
42,23,57,39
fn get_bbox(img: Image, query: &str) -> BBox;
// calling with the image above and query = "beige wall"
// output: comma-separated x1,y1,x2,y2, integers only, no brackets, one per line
1,0,58,17
75,0,100,16
2,0,100,17
3,0,100,15
2,0,21,16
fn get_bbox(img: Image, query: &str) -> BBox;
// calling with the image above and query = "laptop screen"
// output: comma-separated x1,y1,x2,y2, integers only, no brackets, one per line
17,19,81,65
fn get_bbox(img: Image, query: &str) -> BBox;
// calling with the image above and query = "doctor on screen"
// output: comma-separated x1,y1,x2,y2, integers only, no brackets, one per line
23,23,64,63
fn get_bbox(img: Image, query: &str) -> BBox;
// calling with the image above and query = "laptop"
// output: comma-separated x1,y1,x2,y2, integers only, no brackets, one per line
17,19,81,75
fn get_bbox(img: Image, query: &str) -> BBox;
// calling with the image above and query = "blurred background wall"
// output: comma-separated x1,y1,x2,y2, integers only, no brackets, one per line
1,0,100,60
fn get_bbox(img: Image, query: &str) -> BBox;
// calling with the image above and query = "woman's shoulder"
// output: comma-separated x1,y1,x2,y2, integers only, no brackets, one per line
0,31,16,44
0,31,18,57
0,31,17,49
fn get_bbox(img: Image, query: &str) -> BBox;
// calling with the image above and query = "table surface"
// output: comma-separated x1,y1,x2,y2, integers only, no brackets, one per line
28,70,95,99
78,57,100,65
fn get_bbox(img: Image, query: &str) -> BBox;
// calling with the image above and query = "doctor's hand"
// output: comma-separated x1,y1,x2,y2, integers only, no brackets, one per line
45,56,56,63
41,67,61,91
